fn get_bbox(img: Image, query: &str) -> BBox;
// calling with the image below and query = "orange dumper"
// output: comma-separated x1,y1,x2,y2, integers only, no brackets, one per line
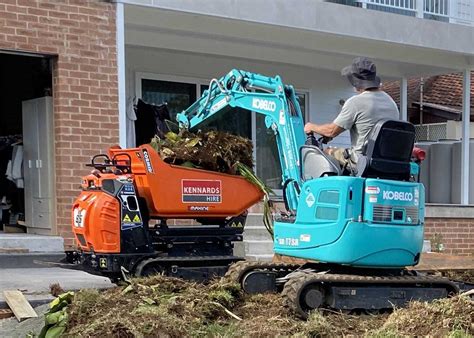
70,145,263,282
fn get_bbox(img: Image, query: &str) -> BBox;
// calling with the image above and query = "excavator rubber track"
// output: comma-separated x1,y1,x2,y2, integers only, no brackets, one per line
282,271,459,318
225,261,460,318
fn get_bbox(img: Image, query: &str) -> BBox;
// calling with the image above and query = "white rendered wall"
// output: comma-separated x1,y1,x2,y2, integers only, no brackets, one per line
125,46,360,147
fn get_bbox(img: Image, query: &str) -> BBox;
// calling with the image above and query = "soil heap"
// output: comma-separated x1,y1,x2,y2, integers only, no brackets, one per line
63,271,474,337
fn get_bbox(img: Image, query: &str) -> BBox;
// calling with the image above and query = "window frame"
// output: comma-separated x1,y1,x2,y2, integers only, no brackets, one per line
295,89,310,123
135,72,210,104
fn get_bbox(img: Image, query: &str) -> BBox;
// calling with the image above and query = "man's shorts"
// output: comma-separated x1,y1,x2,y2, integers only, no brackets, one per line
325,147,358,169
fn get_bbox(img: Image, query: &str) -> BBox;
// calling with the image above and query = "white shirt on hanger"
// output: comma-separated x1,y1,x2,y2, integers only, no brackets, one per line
126,97,137,148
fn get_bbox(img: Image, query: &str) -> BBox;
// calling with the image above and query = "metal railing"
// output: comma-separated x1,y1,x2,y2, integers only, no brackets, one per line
361,0,416,11
425,0,448,16
353,0,472,25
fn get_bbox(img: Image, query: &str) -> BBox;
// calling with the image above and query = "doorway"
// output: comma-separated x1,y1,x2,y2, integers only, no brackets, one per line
0,52,55,235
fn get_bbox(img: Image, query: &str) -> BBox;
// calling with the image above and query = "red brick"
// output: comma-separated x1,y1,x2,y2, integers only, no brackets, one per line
27,7,49,17
1,1,118,248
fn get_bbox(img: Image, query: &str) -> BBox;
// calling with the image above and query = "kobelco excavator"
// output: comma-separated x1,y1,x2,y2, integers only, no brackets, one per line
69,69,466,318
176,69,460,317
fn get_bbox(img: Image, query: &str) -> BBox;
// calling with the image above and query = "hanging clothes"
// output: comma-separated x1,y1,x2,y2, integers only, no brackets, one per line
135,99,158,146
154,103,171,139
6,143,23,188
126,97,137,148
0,136,24,223
134,99,172,146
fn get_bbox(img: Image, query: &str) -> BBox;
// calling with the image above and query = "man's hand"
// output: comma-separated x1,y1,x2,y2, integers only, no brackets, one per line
304,122,316,134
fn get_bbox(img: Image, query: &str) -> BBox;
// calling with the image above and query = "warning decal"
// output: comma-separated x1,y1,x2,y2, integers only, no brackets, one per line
133,214,141,223
123,214,132,223
182,179,222,203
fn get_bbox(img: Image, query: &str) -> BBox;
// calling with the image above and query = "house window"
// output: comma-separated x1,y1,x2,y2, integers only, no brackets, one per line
296,91,309,122
199,84,251,138
136,73,308,193
141,79,196,121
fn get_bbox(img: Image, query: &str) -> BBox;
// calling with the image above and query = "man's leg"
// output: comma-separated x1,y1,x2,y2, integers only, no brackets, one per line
325,147,358,173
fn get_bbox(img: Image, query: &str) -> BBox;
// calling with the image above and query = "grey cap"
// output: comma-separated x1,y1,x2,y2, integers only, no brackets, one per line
341,57,381,90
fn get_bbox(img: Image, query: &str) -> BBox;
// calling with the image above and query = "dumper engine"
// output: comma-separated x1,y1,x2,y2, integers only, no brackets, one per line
70,145,263,282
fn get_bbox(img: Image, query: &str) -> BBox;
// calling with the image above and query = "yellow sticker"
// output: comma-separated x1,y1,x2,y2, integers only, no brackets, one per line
133,214,141,223
123,214,131,223
99,258,107,268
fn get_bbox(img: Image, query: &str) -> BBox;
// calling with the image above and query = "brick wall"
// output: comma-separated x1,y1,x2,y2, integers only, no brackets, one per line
424,218,474,256
0,0,119,248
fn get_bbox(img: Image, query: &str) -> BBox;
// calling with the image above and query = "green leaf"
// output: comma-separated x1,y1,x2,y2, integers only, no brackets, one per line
184,137,200,148
181,161,197,168
45,325,66,338
38,324,50,338
165,131,180,142
49,300,68,313
121,284,134,295
142,297,156,305
161,148,175,157
45,310,64,325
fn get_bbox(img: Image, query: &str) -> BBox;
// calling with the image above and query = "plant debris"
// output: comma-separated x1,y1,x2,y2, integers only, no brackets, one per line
373,295,474,337
49,283,64,297
150,130,253,174
62,272,474,337
443,269,474,284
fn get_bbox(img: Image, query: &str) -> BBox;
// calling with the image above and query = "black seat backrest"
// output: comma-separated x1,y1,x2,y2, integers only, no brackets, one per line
358,119,415,180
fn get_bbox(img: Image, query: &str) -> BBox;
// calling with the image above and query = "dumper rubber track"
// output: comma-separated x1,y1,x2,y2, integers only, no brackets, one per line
134,255,242,281
281,271,460,318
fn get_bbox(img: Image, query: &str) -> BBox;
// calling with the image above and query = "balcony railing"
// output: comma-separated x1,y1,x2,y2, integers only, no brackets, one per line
334,0,473,25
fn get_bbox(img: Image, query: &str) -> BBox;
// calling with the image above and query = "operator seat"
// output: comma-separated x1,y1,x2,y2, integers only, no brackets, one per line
300,146,341,180
356,119,415,181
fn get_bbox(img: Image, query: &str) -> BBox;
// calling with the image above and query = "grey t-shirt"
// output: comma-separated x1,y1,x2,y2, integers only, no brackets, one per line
333,90,399,154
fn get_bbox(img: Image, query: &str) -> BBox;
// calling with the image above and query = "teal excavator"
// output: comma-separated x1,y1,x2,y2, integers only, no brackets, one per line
177,69,466,317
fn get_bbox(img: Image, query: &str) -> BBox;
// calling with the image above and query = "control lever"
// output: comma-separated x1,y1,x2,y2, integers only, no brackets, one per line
319,136,333,144
306,132,332,150
305,132,319,147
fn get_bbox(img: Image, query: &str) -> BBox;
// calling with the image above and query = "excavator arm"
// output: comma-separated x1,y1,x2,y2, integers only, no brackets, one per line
177,69,306,211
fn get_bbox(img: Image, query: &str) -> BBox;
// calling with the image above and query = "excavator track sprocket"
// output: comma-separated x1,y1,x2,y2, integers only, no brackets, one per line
225,261,300,293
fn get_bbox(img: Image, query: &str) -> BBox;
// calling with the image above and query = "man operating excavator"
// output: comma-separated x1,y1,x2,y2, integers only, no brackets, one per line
304,57,399,171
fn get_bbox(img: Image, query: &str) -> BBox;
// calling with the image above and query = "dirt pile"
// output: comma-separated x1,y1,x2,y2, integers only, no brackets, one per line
374,295,474,336
64,274,474,337
443,269,474,284
149,130,253,174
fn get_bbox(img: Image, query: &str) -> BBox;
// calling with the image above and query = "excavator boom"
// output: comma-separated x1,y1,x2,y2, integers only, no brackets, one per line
178,69,306,211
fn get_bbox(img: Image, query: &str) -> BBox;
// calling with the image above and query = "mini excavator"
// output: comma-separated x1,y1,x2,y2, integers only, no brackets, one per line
70,70,469,317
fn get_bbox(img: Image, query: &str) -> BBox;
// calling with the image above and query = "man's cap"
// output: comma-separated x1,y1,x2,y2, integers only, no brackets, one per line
341,57,381,90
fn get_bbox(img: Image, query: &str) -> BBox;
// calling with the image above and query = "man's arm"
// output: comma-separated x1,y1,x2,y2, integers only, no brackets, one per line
304,122,345,138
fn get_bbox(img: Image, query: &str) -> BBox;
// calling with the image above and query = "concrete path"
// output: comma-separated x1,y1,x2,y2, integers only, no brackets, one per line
0,267,113,302
0,304,48,338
